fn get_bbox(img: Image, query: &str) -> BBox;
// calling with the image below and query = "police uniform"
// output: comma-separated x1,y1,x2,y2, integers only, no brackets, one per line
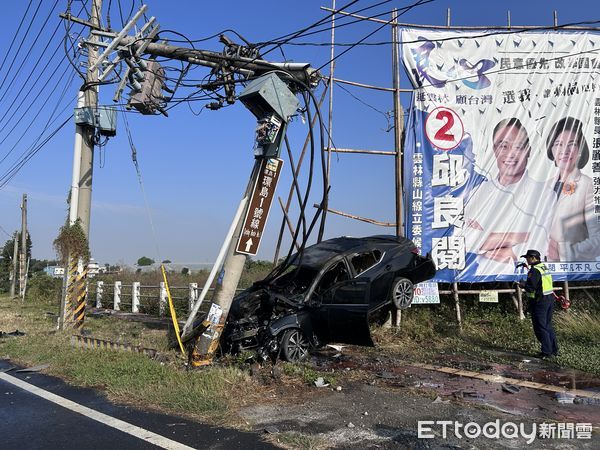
522,250,558,357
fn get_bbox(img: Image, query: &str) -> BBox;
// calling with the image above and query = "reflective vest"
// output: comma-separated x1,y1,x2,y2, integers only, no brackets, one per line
526,264,554,298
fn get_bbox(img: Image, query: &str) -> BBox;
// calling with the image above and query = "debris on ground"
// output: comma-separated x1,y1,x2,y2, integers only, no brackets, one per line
501,383,521,394
454,390,485,399
16,363,50,373
314,377,330,388
0,330,26,338
555,392,576,404
271,365,282,379
264,426,279,434
574,397,600,406
414,381,443,388
327,344,345,352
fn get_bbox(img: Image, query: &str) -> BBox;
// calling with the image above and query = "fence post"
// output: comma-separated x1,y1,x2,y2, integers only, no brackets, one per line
132,281,140,313
96,281,103,308
452,282,462,332
563,280,570,304
515,284,525,320
189,282,198,312
159,282,167,316
114,281,121,311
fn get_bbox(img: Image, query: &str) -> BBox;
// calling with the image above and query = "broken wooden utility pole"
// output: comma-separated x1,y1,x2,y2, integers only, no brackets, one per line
59,0,102,330
19,194,27,299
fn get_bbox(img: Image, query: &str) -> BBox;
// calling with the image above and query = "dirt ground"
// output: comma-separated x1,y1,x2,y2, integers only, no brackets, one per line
238,346,600,449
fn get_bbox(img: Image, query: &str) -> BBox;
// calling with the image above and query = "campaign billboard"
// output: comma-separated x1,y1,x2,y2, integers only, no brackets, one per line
401,28,600,282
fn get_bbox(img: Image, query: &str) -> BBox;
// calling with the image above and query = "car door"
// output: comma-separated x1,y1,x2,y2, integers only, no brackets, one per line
324,279,374,346
312,259,373,346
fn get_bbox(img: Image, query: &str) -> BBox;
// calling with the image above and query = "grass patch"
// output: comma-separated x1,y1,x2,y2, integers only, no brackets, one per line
373,301,600,376
554,310,600,374
282,362,337,386
271,431,328,450
0,294,252,423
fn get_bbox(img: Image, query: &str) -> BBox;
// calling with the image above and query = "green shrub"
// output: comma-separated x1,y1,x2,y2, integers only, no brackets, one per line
25,272,62,305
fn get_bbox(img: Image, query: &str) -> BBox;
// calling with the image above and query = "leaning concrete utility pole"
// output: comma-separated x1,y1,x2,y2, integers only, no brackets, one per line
59,0,102,330
9,231,18,298
19,194,27,299
188,74,299,366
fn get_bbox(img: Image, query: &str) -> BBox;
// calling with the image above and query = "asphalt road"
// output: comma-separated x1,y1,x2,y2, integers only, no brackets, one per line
0,360,277,450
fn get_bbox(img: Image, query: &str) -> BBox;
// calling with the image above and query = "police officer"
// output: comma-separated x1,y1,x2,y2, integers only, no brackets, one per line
520,249,559,358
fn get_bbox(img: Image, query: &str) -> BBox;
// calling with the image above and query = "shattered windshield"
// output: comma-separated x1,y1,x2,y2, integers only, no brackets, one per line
271,264,319,296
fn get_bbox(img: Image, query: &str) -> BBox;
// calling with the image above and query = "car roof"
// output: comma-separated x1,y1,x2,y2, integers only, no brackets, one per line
291,235,413,268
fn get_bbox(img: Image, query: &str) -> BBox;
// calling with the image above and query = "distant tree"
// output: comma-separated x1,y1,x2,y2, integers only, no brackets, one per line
137,256,155,266
162,259,172,264
181,267,190,276
30,259,58,273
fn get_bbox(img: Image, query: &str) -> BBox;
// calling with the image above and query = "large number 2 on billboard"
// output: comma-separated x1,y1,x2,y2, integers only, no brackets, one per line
425,106,464,151
434,109,455,141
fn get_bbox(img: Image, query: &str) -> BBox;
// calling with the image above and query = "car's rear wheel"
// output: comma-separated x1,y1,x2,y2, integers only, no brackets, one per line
391,277,414,310
279,328,310,362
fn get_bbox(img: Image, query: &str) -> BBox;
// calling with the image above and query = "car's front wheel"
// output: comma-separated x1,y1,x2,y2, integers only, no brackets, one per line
279,328,310,362
391,277,414,310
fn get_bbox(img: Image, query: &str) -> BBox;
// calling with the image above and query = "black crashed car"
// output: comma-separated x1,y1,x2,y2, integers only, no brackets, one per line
222,235,436,362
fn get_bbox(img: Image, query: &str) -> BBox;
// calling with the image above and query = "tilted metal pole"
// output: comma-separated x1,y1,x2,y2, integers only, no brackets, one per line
180,196,248,341
190,160,262,365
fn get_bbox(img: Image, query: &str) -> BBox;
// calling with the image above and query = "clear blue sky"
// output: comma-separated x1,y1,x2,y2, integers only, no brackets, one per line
0,0,595,266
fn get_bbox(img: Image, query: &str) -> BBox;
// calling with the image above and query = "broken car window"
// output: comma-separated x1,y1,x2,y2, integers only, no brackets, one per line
350,250,383,276
272,264,319,295
314,260,350,297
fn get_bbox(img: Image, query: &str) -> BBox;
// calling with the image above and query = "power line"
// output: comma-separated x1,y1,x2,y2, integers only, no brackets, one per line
0,0,45,97
260,1,408,48
120,105,162,263
0,39,79,153
336,82,392,130
0,115,72,189
0,70,76,184
315,0,433,72
0,63,76,164
0,18,68,129
0,224,11,238
0,0,34,77
258,0,397,51
0,0,61,105
271,19,600,48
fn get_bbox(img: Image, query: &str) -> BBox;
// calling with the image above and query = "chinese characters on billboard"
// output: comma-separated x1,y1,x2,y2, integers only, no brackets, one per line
401,29,600,282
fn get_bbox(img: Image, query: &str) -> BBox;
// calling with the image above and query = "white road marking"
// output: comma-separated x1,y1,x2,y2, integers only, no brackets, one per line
0,372,196,449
